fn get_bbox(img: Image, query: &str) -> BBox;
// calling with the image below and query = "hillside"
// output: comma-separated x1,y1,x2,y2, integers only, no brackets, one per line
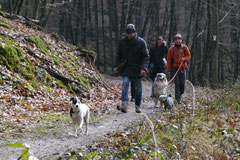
1,13,240,160
0,14,120,126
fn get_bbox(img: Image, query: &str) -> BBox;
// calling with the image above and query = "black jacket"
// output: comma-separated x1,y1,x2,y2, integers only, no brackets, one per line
149,44,168,80
115,34,149,78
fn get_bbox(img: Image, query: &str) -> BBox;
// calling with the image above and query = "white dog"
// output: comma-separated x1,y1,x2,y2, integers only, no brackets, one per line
153,73,168,108
70,97,90,136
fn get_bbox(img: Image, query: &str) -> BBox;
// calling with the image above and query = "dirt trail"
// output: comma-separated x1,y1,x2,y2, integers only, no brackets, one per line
0,76,161,159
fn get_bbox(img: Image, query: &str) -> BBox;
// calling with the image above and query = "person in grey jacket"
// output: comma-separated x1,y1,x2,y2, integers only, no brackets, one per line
114,24,149,113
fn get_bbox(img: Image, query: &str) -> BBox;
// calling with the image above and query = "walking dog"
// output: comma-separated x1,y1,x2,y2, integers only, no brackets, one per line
70,97,90,136
152,73,168,108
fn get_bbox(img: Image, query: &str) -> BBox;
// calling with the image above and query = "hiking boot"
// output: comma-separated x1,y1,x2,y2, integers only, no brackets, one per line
116,105,121,111
121,101,128,113
135,106,141,113
177,100,183,105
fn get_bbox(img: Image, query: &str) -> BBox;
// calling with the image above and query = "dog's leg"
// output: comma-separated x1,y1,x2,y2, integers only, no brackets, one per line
154,98,158,108
160,100,164,109
78,118,83,136
73,122,78,137
84,111,90,135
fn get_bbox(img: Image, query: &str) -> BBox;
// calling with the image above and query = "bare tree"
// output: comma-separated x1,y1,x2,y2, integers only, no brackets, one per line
209,0,218,89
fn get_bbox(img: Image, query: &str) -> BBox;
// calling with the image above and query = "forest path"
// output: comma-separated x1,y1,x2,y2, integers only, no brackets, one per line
1,75,164,159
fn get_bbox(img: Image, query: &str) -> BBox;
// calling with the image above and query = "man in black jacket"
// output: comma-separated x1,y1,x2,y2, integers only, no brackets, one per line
114,24,149,113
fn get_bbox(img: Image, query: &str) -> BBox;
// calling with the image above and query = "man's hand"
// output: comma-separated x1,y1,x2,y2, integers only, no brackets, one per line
180,57,186,62
114,67,118,73
140,70,146,76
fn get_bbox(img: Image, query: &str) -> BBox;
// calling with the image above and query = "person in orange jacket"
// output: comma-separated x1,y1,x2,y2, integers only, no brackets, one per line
167,34,191,104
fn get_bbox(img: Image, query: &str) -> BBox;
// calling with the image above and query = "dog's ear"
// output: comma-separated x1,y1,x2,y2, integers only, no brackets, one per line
78,97,83,102
70,97,74,102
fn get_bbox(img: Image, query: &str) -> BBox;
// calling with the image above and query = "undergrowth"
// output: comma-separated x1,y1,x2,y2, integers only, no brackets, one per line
67,83,240,160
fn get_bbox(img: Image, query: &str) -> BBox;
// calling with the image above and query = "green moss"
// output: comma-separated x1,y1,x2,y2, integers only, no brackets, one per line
3,39,16,46
0,44,20,72
69,54,77,62
26,81,35,91
0,22,11,29
81,48,96,55
67,83,74,93
0,20,11,27
28,36,48,55
0,55,13,71
51,32,60,41
31,78,39,89
19,67,34,80
0,11,5,17
70,61,76,67
52,55,60,66
44,70,53,85
55,80,67,89
63,61,73,72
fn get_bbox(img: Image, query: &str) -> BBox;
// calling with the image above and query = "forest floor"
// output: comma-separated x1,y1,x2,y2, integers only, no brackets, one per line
0,75,239,159
0,75,154,159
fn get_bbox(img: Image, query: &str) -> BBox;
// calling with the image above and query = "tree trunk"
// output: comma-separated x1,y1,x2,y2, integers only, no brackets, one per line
75,0,83,45
185,0,195,46
32,0,40,19
39,0,47,22
162,0,170,40
7,0,13,14
191,0,200,84
16,0,25,15
107,0,115,67
140,0,154,37
101,0,106,72
201,0,211,86
24,0,29,18
135,0,143,31
81,0,87,47
41,0,56,28
120,0,127,34
107,0,119,48
167,0,176,45
94,0,100,69
231,6,239,80
209,0,218,89
87,0,93,37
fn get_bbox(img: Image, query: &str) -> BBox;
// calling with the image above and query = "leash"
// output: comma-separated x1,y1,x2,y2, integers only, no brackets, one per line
168,62,183,84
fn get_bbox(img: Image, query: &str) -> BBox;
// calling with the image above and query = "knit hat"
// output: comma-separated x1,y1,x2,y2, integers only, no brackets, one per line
174,33,182,40
125,24,136,34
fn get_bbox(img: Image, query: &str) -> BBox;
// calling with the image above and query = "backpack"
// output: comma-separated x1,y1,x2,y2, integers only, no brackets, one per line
170,44,185,68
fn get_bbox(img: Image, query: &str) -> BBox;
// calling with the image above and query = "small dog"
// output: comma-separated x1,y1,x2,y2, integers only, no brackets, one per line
153,73,168,108
159,94,174,110
70,97,90,136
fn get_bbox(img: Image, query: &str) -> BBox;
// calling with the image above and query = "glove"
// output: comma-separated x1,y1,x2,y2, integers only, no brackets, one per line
140,70,146,76
180,58,186,62
114,67,118,73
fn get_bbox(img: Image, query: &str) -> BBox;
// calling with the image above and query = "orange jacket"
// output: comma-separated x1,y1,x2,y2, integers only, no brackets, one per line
167,44,191,72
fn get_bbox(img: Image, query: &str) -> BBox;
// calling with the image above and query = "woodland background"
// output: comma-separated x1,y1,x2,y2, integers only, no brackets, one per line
0,0,239,88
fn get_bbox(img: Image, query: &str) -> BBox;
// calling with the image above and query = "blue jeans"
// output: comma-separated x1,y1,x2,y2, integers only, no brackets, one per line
122,76,142,107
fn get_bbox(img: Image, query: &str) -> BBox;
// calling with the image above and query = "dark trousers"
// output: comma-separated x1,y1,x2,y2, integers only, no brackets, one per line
131,81,135,99
171,67,186,102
